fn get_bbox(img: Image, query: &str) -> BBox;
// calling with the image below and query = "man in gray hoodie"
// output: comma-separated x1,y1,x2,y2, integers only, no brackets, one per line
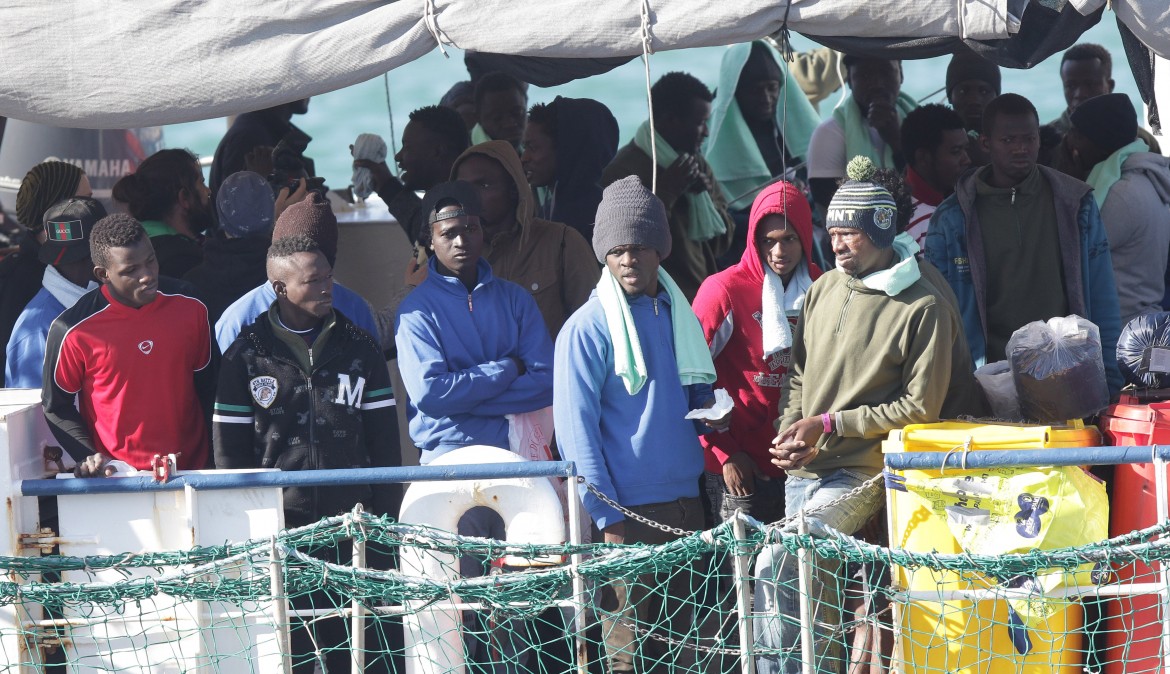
1063,93,1170,325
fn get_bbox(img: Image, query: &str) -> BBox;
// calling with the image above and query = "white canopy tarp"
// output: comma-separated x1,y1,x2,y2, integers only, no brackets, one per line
0,0,1020,129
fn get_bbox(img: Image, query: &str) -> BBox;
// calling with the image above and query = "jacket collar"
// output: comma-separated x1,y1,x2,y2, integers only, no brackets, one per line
424,256,496,295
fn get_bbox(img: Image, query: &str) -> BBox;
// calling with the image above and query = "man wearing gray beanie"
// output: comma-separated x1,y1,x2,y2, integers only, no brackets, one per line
555,174,728,673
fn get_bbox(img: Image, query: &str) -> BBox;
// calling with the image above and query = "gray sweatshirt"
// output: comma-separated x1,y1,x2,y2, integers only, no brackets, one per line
1099,152,1170,326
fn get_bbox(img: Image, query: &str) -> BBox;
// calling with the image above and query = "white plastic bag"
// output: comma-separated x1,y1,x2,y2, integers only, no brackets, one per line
506,407,591,543
973,360,1022,421
507,407,555,462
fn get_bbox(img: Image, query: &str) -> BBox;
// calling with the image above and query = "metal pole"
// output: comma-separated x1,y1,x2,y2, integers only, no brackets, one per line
269,536,292,674
19,461,578,496
796,509,815,674
1154,450,1170,674
732,511,756,674
351,531,367,674
567,479,589,674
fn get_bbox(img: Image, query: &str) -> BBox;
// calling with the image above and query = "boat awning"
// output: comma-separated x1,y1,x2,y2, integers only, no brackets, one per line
0,0,1164,129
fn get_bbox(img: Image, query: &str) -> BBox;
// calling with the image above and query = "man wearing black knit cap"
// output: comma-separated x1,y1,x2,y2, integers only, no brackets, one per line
0,161,92,377
1064,93,1170,324
945,50,1001,166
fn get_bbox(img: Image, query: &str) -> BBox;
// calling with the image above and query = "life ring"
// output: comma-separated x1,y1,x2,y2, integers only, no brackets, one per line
398,446,565,674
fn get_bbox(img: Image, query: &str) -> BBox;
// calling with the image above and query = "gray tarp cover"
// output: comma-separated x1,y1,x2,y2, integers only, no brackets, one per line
0,0,1165,129
0,0,1018,128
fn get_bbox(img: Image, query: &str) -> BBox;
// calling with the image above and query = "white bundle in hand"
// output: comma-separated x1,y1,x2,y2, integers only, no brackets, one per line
351,133,387,200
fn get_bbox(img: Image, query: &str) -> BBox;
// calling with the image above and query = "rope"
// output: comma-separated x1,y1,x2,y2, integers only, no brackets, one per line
384,73,399,177
423,0,451,57
639,0,657,193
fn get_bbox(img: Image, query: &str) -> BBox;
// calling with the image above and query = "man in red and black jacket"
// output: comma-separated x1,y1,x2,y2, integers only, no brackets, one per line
42,213,216,477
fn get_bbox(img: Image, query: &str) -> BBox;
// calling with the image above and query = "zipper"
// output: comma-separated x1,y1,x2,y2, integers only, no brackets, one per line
306,347,318,516
307,348,314,391
652,297,659,316
468,293,473,312
1011,187,1021,243
835,287,854,334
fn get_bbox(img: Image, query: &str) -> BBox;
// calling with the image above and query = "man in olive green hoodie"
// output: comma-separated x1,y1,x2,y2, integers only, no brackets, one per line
754,157,965,674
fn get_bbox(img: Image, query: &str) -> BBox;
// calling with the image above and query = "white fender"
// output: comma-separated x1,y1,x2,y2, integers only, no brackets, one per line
398,446,565,674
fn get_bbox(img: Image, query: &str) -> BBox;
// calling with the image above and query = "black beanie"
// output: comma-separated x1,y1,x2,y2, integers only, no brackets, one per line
1071,93,1138,155
946,52,1002,97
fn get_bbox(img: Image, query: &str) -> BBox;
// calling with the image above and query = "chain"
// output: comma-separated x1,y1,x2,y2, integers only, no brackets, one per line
765,474,884,531
581,480,694,537
580,473,884,539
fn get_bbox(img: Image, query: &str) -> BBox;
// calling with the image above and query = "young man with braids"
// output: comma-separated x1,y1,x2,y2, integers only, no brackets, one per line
42,213,215,477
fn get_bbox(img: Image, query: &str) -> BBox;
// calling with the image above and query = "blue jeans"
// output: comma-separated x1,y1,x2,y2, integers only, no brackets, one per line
753,469,883,674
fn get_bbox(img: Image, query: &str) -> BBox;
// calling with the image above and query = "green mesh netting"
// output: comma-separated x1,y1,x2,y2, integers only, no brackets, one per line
0,499,1168,673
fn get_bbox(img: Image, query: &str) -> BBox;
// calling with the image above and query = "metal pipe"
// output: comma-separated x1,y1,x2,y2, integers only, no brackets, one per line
883,445,1170,471
351,533,367,674
1155,454,1170,674
796,509,814,674
901,582,1170,601
567,480,589,674
269,536,292,674
732,512,756,674
19,461,577,496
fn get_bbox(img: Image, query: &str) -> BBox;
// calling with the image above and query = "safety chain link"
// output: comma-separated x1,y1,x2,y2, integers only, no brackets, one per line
580,474,884,538
580,479,693,537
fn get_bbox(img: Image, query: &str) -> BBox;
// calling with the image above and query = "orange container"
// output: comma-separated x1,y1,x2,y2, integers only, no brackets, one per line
1099,400,1170,674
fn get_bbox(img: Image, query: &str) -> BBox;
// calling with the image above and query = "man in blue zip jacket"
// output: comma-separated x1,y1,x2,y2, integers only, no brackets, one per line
925,93,1123,395
394,180,553,462
394,180,554,674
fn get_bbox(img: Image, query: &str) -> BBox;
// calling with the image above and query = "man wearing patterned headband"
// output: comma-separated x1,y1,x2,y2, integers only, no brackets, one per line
755,156,966,674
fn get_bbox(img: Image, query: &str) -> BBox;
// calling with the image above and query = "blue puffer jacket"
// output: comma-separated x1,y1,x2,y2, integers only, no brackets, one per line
924,165,1123,395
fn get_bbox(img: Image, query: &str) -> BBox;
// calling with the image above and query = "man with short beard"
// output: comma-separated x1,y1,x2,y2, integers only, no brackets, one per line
555,176,728,674
42,214,215,478
112,148,213,278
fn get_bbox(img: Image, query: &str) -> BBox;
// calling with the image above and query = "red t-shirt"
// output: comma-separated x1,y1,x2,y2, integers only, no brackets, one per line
49,286,211,470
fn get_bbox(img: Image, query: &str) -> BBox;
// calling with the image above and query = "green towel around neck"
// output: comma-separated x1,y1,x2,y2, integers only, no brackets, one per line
471,124,492,145
596,266,717,395
857,232,922,296
831,92,917,169
632,120,727,242
705,41,821,210
1086,138,1147,210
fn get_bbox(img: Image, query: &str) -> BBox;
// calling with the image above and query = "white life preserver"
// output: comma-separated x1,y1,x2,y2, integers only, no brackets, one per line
398,446,565,674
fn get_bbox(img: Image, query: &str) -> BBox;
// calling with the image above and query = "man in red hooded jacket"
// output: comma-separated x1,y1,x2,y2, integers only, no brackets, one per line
693,181,822,523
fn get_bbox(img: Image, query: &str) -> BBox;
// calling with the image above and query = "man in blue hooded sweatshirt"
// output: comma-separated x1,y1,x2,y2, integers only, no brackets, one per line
554,175,729,674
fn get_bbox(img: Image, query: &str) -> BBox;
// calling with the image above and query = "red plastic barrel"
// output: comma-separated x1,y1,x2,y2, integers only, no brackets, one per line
1100,400,1170,674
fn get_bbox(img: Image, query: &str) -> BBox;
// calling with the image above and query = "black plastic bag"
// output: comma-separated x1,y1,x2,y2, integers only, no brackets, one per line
1116,312,1170,388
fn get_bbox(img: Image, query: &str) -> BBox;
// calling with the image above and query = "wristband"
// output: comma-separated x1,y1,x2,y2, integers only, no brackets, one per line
821,412,833,435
